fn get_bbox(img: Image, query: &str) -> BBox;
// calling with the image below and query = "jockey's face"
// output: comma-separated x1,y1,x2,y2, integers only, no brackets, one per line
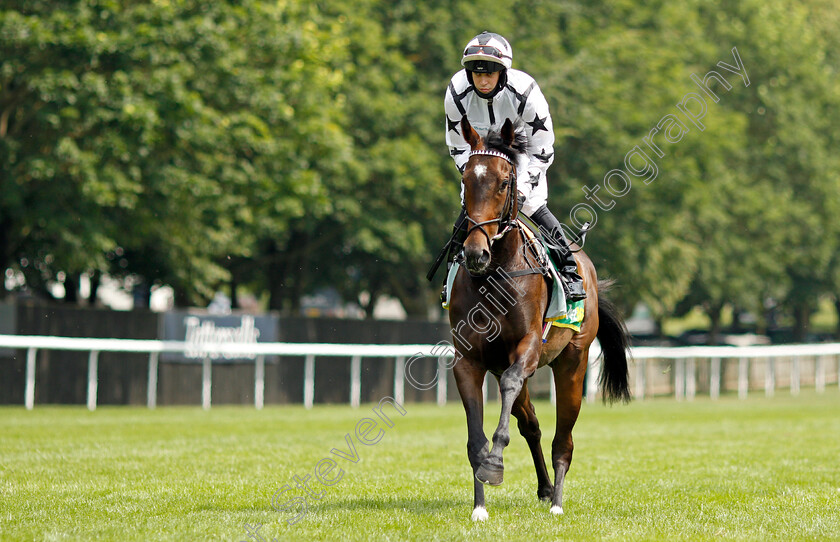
472,71,500,95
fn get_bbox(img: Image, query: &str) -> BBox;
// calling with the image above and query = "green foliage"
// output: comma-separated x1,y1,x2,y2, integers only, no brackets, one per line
1,0,351,304
1,0,838,330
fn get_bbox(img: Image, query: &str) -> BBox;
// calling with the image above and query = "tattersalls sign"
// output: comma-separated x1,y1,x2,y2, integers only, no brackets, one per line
184,315,260,359
160,311,278,362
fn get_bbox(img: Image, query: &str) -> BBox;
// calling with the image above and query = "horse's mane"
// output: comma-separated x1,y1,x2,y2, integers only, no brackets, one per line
484,128,529,164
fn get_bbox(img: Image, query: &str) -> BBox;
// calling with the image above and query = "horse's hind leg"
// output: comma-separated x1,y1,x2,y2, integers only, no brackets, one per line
549,346,589,516
453,360,490,521
510,381,554,502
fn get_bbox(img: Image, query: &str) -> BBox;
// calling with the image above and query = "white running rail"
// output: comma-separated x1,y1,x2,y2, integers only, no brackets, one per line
1,335,838,410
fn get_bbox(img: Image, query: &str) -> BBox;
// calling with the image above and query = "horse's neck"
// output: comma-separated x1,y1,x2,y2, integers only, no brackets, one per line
482,227,543,316
489,226,526,272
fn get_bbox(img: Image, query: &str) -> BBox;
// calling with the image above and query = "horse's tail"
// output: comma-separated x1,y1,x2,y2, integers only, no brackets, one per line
595,280,632,404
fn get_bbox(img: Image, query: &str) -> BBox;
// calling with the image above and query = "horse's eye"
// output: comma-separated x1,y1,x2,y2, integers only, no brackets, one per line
500,179,509,191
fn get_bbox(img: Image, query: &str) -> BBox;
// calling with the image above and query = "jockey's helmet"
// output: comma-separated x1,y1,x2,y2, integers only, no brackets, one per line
461,31,513,73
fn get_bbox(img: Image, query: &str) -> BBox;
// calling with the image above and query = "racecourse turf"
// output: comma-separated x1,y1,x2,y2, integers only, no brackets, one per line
1,390,839,541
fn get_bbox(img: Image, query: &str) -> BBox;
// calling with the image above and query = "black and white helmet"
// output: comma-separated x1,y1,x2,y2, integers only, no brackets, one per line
461,31,513,73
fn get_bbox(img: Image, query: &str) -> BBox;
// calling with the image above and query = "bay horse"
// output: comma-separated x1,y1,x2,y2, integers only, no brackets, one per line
449,117,631,521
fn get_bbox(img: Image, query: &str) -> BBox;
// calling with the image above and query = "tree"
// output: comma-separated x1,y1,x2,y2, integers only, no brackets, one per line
0,1,350,306
693,0,840,341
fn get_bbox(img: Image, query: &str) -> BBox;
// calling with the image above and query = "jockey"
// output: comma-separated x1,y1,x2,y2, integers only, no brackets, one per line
442,31,586,303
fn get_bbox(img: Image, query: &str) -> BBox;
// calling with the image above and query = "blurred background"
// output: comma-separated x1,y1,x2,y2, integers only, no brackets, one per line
1,0,839,350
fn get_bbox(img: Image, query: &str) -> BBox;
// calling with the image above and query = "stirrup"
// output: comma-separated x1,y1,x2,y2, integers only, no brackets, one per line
440,259,456,307
565,284,586,302
561,268,586,302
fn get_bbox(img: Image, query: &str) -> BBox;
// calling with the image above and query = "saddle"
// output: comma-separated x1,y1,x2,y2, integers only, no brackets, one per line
514,218,562,315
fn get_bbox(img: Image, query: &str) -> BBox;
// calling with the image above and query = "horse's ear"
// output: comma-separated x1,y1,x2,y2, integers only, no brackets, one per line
501,118,515,147
461,116,481,149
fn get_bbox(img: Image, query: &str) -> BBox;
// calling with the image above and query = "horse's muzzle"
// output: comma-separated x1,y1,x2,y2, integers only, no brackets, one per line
465,246,491,275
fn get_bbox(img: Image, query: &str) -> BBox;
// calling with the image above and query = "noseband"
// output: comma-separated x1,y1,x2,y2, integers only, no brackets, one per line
464,149,518,246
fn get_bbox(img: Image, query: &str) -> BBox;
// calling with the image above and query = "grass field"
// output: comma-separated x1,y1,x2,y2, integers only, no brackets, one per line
2,391,839,541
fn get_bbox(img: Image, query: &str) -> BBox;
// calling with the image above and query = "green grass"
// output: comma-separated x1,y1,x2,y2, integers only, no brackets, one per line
2,392,839,541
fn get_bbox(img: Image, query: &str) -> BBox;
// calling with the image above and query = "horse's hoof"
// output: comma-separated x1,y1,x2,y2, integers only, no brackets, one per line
550,505,564,516
475,463,504,486
538,488,554,502
471,506,489,522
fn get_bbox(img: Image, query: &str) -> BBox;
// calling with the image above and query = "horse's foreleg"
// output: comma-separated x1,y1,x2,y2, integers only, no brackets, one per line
549,347,588,516
476,335,541,486
454,361,490,521
510,383,553,501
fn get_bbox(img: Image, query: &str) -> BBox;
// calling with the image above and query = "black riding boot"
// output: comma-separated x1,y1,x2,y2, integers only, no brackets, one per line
440,208,469,304
528,205,586,302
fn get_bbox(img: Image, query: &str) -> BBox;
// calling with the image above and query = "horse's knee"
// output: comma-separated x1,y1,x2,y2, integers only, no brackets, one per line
501,363,526,383
499,374,525,398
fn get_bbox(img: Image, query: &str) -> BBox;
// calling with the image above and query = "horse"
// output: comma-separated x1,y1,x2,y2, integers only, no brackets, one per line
448,116,631,521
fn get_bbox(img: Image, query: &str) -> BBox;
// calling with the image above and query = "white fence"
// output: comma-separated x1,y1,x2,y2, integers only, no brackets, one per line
594,343,840,403
1,335,838,410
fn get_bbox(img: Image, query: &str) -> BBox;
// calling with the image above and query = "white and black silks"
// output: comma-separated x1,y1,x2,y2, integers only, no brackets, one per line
444,68,554,218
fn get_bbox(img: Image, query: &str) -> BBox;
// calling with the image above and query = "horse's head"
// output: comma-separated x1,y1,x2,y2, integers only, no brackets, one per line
460,117,524,275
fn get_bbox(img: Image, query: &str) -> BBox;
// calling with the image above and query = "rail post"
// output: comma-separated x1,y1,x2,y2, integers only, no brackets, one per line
350,355,362,408
675,359,685,401
765,357,775,398
87,350,99,411
586,349,600,404
738,357,749,399
436,356,447,406
25,348,37,410
686,358,696,401
304,354,315,409
394,356,405,405
147,352,159,409
710,357,721,400
815,355,825,393
255,355,265,410
201,356,212,410
635,358,646,400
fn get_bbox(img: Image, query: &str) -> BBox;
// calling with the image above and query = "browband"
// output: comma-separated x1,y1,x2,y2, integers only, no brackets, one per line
469,149,512,164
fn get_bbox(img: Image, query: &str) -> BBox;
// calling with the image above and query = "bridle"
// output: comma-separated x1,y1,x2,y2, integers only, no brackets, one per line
463,149,518,247
460,149,550,280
